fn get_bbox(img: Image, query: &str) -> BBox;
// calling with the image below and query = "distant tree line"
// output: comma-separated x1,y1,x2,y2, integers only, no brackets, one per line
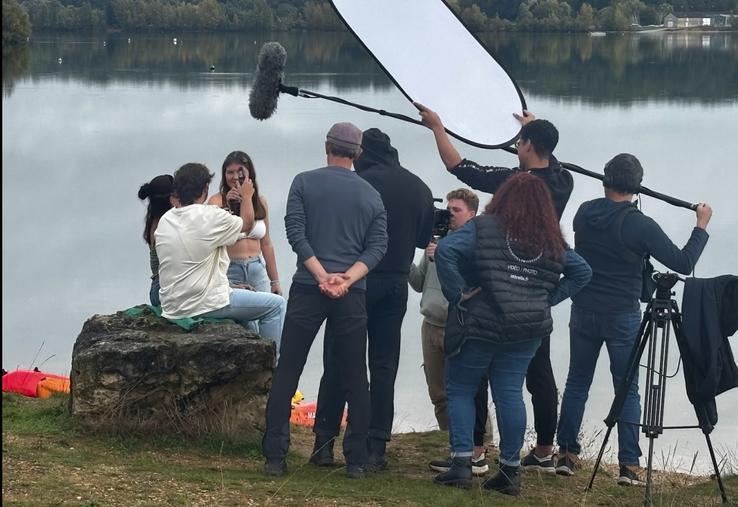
6,0,738,37
3,0,32,44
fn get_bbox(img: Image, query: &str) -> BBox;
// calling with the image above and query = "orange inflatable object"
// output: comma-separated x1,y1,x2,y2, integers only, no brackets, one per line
2,369,70,398
289,401,348,429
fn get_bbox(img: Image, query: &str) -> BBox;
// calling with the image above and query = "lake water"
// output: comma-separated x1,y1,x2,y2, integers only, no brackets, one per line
3,30,737,473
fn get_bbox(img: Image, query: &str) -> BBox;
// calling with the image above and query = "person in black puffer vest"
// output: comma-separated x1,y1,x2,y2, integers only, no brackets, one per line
433,173,591,495
416,102,573,469
311,127,435,471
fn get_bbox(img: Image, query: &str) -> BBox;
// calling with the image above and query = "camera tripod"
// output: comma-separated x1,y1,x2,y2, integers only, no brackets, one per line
585,272,728,506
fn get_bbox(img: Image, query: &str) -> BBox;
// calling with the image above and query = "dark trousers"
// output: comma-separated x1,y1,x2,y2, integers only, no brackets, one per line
315,276,408,443
525,335,557,446
262,284,369,465
473,376,489,447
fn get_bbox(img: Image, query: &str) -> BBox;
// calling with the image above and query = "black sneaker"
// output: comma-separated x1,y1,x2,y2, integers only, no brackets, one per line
309,436,335,467
617,464,646,487
433,457,472,489
429,456,453,473
365,453,388,472
263,459,287,477
430,454,489,475
482,464,521,496
472,453,489,475
345,463,367,479
365,438,388,471
521,449,555,474
555,452,581,476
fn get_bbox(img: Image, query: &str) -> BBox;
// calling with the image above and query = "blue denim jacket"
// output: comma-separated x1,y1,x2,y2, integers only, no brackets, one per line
435,220,591,306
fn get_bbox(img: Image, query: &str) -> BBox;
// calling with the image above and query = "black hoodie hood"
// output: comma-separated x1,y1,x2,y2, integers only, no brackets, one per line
350,127,435,276
574,198,638,232
355,128,400,172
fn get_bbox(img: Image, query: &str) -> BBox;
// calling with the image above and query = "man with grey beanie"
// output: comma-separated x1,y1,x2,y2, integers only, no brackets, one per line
311,127,434,472
556,153,713,487
262,122,388,479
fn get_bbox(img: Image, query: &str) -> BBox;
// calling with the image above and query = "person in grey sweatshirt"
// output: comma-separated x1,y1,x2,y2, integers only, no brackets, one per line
262,122,388,479
409,188,492,476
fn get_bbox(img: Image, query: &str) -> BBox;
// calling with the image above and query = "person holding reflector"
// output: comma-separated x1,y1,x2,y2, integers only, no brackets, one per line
417,103,573,473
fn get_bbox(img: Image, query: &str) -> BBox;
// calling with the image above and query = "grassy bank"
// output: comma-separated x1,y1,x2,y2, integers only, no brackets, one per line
2,394,734,506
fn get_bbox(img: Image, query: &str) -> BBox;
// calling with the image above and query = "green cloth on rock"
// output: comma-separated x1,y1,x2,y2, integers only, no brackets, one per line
123,305,233,331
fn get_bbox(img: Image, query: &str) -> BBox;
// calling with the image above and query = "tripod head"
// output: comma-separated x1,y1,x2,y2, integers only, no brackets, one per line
651,271,682,301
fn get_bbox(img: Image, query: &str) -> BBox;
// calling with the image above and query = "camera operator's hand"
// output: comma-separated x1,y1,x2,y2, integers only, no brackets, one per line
695,203,713,230
426,242,437,261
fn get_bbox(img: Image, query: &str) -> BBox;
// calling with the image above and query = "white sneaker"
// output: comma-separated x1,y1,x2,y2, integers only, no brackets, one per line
472,453,489,476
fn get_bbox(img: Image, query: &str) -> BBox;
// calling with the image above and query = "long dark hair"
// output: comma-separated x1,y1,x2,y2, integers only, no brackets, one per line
138,174,174,245
220,151,266,220
485,172,566,261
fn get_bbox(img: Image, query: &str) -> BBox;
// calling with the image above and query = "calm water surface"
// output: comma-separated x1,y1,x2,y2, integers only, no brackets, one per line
3,31,737,472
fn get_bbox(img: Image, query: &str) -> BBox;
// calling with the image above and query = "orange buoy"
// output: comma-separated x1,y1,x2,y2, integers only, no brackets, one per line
289,401,348,429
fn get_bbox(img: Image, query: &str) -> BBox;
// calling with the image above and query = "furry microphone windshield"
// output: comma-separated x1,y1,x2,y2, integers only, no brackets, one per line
249,42,287,120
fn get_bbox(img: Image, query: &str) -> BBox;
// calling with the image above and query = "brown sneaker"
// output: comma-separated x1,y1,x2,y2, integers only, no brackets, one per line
555,452,581,476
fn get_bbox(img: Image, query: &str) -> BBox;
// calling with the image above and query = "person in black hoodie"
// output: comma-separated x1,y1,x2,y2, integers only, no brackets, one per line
416,102,573,471
556,153,713,487
311,128,435,470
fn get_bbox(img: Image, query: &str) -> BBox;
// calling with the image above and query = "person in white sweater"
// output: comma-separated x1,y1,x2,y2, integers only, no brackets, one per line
156,163,286,349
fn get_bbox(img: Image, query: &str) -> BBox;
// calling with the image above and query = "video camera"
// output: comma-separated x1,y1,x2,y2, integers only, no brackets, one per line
432,198,451,239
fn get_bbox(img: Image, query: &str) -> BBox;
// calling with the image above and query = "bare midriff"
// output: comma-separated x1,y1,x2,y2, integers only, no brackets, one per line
209,194,262,260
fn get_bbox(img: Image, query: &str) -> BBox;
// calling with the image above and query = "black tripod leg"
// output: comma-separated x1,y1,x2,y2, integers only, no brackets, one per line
586,306,653,492
646,438,655,506
705,433,729,503
586,426,614,492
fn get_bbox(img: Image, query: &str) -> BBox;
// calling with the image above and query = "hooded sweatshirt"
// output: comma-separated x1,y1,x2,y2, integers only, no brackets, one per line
355,128,434,277
572,198,709,312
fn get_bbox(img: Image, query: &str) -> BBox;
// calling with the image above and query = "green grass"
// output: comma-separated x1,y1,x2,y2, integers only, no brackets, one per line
3,393,736,506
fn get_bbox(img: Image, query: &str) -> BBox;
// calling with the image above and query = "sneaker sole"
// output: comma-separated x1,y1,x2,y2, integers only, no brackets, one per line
309,457,336,467
429,464,451,473
555,466,576,476
523,464,556,474
617,477,646,487
482,484,521,496
433,478,472,489
472,465,489,476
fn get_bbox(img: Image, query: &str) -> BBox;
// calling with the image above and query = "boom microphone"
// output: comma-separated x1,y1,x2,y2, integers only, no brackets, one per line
246,42,696,211
249,42,287,120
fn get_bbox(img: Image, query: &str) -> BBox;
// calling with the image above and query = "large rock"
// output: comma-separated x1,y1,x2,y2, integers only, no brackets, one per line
70,306,275,437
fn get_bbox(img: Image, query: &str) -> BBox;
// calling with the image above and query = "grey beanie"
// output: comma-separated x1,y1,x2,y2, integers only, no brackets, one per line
326,122,363,152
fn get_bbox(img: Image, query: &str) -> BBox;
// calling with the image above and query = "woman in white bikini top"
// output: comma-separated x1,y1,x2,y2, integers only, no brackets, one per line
208,151,282,295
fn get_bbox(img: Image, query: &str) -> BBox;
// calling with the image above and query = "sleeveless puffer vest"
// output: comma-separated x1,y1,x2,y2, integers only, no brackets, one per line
445,215,565,357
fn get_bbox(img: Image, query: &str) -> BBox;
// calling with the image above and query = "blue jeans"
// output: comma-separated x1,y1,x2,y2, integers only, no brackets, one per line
557,306,643,466
199,288,286,351
227,256,270,293
149,276,161,307
446,337,541,467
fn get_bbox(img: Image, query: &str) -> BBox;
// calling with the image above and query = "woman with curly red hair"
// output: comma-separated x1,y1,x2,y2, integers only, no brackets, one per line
433,172,591,496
